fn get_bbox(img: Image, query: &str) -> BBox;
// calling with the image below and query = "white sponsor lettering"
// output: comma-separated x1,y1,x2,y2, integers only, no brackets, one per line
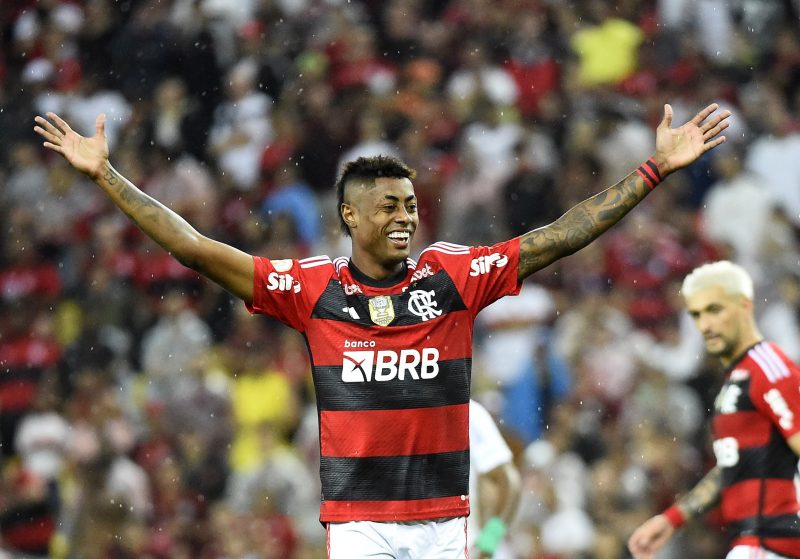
713,437,740,467
469,253,509,276
341,348,439,382
764,388,795,430
267,272,301,293
343,283,363,295
715,384,741,414
410,264,435,283
344,340,375,348
407,289,442,322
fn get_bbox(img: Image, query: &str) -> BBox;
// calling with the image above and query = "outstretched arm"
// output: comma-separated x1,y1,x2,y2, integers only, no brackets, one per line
628,466,722,559
517,103,730,282
34,112,255,303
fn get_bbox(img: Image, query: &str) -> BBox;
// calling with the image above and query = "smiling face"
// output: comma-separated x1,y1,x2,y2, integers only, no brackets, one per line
341,176,418,279
684,286,758,366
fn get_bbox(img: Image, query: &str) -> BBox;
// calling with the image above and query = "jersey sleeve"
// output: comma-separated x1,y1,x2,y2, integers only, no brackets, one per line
246,256,332,332
469,400,513,474
748,344,800,440
424,238,521,315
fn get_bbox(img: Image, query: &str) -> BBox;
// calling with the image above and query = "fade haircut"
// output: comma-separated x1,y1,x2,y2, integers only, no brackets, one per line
335,155,416,236
681,260,754,301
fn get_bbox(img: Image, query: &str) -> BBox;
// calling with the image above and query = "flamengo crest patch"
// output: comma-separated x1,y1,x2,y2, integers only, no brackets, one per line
368,296,395,326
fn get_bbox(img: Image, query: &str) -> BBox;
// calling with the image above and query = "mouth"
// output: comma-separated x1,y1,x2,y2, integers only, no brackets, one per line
387,230,412,249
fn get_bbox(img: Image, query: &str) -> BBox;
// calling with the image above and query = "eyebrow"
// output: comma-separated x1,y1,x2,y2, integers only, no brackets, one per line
381,194,417,203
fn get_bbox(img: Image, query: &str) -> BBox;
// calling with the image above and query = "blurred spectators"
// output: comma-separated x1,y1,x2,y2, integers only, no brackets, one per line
2,1,799,557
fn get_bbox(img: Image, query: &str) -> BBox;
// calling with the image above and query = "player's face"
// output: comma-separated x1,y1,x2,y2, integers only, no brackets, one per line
346,177,419,266
685,286,751,364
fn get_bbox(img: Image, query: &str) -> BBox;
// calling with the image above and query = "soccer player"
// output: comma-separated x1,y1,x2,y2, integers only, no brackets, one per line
468,399,520,559
34,103,728,558
628,261,800,559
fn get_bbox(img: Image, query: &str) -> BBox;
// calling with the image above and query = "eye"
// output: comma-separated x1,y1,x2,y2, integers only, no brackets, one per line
407,204,418,213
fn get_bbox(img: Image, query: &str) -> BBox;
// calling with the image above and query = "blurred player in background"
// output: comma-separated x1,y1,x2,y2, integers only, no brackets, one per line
629,261,800,559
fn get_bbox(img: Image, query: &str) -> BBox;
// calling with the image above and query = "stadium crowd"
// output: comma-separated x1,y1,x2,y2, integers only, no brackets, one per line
1,0,800,557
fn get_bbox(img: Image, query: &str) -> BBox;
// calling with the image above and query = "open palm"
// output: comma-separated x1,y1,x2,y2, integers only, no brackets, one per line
654,103,730,175
34,112,109,179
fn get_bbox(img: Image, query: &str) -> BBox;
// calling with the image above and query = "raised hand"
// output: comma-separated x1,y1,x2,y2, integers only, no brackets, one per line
34,112,109,180
654,103,730,176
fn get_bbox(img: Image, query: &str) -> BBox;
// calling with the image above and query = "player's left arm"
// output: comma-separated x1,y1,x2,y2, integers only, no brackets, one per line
517,103,730,281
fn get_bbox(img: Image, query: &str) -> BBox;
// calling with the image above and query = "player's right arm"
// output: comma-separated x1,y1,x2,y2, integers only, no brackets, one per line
34,112,254,303
628,466,722,559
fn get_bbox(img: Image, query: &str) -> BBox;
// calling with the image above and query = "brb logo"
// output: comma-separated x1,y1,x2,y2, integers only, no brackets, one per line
267,272,301,293
342,348,439,382
469,253,508,276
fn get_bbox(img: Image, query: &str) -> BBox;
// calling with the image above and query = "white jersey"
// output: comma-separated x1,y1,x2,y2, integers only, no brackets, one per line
468,399,513,546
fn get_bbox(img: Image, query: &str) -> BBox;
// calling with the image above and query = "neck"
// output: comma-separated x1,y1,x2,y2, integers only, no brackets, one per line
350,252,406,282
720,328,764,368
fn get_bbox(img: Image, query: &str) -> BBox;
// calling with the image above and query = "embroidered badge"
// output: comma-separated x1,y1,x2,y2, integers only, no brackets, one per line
368,296,395,326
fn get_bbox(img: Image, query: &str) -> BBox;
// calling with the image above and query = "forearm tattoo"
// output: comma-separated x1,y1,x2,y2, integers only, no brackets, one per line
98,163,199,258
518,172,647,280
676,467,723,520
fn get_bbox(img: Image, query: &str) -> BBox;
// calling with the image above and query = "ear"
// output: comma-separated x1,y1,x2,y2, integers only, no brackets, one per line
341,203,357,230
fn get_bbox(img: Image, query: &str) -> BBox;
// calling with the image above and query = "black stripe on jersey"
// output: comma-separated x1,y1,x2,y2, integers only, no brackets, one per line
722,440,799,484
320,450,469,501
728,514,800,540
312,358,471,411
311,271,468,327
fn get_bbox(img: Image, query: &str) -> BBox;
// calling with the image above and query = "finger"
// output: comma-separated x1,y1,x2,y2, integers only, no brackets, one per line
701,110,732,133
704,119,730,140
95,113,106,138
660,103,673,129
34,115,64,138
702,136,727,151
691,102,719,125
46,111,74,134
33,125,62,144
41,141,64,154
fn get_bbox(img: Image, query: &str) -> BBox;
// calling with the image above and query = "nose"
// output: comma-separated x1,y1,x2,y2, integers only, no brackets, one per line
395,207,412,224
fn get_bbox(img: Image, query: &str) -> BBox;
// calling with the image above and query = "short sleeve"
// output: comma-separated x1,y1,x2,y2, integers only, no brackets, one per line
246,256,332,332
422,239,521,315
749,345,800,440
469,400,513,475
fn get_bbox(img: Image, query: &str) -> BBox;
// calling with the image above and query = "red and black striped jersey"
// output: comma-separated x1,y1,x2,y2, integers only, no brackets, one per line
247,239,521,522
712,341,800,557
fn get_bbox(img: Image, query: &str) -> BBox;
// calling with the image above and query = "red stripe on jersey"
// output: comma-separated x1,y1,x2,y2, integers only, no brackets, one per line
320,495,468,522
713,411,773,448
722,479,800,522
320,404,469,458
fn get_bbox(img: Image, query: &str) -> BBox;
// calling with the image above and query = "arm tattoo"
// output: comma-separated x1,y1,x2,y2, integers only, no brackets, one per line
518,172,648,281
676,467,723,520
97,163,201,264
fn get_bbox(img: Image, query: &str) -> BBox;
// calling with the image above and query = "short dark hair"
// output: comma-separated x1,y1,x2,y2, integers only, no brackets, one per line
335,155,416,236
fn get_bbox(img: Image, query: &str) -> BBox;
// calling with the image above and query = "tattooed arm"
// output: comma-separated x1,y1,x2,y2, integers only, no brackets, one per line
517,103,730,282
675,466,723,520
34,112,255,303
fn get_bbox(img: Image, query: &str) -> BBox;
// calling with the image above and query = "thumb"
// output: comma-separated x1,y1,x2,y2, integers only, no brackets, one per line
95,113,107,138
660,104,673,129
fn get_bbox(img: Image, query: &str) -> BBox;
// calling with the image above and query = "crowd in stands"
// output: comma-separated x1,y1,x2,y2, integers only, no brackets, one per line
1,0,800,557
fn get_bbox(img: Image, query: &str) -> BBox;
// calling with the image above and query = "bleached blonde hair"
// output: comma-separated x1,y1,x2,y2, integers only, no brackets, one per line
681,260,754,300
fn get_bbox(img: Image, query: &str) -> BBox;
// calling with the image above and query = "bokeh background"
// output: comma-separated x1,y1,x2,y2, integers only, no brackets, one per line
1,1,800,557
